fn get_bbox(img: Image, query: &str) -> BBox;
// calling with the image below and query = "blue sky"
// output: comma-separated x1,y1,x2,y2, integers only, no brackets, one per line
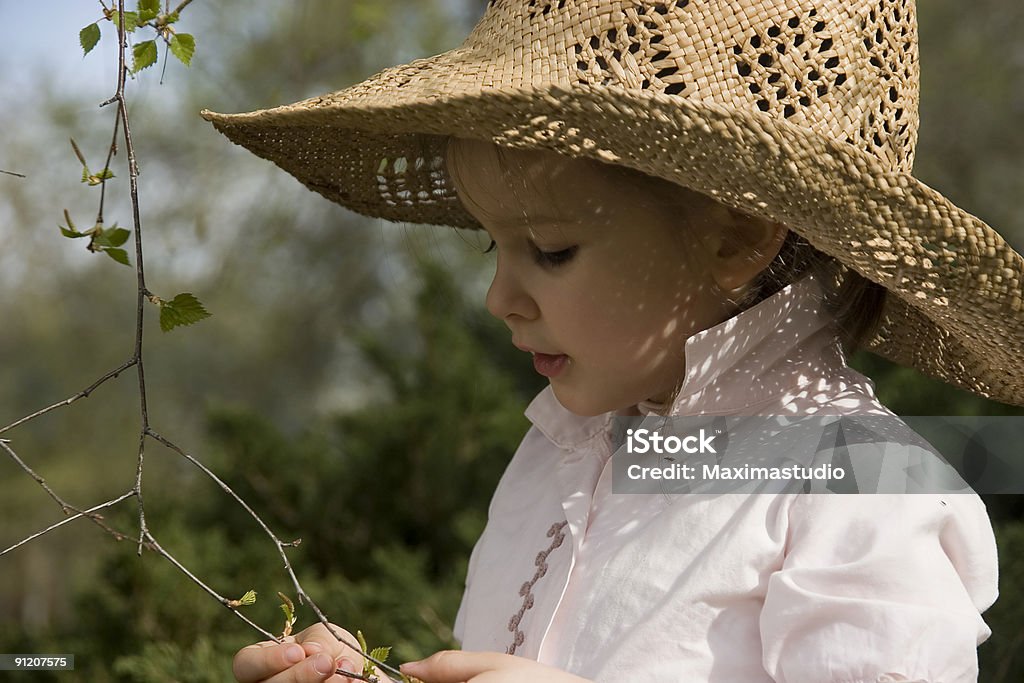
1,3,117,101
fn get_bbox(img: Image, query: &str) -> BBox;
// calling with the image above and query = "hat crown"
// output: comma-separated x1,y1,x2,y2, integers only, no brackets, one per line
466,0,920,173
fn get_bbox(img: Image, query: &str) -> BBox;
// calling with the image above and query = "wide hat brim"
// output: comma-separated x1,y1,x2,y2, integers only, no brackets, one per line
202,73,1024,406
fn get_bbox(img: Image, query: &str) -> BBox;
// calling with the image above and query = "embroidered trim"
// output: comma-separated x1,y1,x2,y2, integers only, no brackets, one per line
505,520,569,655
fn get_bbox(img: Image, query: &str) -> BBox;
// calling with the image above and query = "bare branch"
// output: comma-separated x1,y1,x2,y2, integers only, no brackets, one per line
1,491,137,557
1,169,27,178
1,438,137,542
144,430,404,680
171,0,195,16
3,4,415,679
1,438,77,515
0,359,136,435
142,530,278,640
107,0,155,558
95,109,121,226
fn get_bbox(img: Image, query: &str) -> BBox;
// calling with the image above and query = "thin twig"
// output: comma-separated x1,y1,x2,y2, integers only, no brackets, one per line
4,4,412,679
1,169,26,178
1,491,138,557
1,438,137,541
110,0,153,558
0,359,136,435
142,530,277,640
101,3,399,670
1,439,79,515
95,110,121,226
145,429,404,681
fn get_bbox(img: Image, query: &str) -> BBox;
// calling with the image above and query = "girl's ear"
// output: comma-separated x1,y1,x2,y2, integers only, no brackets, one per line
705,210,788,292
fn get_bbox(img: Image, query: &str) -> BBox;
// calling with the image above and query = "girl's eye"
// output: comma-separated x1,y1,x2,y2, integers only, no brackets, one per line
533,244,578,268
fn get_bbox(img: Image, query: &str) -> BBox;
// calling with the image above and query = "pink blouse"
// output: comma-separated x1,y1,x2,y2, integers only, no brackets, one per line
453,275,999,682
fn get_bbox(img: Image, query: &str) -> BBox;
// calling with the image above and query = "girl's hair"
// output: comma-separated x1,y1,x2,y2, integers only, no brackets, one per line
736,230,887,353
445,137,886,353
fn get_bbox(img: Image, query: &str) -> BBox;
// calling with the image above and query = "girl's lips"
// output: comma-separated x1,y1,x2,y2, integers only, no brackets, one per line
532,352,569,378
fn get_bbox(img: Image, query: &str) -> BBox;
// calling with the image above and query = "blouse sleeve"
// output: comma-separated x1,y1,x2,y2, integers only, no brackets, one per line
760,492,999,683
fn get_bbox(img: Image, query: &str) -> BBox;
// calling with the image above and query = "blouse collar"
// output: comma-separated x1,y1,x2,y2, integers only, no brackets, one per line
525,273,847,449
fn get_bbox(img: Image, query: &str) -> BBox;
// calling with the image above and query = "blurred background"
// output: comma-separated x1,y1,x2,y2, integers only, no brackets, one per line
0,1,1022,681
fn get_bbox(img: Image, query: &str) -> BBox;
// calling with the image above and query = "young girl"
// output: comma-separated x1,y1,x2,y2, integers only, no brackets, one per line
205,0,1022,681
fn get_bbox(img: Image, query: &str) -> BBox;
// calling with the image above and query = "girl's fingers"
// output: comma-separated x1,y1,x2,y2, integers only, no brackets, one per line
400,651,526,683
295,623,361,660
233,624,366,683
233,642,343,683
233,642,307,682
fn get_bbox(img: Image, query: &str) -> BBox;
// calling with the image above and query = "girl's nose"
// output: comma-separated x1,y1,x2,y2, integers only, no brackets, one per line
485,253,539,322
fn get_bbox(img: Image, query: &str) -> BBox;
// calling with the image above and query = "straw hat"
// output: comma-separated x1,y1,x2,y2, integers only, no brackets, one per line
202,0,1024,406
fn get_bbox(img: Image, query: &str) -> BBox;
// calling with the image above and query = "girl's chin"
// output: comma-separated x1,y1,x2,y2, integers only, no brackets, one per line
549,384,633,418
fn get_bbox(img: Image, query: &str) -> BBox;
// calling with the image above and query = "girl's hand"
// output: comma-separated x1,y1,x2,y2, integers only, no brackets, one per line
400,651,592,683
232,622,365,683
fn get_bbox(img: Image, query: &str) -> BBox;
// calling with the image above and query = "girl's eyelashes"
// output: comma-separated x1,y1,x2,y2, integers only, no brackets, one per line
480,236,578,268
532,243,578,268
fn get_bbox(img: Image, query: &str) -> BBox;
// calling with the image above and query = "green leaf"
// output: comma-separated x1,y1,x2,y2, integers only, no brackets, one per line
104,248,131,266
158,293,211,332
112,11,139,32
276,592,297,637
94,227,131,248
367,646,391,663
60,226,86,239
227,589,258,608
132,40,158,72
169,33,195,66
83,167,114,186
80,23,101,56
137,0,159,23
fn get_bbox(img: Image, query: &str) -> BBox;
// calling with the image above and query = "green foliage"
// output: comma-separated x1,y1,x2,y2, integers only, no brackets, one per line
58,209,133,267
137,0,162,23
978,520,1024,682
368,646,392,666
228,590,258,608
79,23,101,55
110,11,140,33
170,34,196,66
132,40,158,73
113,10,141,33
85,2,196,74
278,592,297,637
154,292,212,332
113,637,230,683
0,261,532,679
70,137,116,186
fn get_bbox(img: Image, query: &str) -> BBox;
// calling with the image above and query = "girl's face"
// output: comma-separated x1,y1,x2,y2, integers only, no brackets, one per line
447,139,751,417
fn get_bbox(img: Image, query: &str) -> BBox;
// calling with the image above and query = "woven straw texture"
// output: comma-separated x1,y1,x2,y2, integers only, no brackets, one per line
202,0,1024,406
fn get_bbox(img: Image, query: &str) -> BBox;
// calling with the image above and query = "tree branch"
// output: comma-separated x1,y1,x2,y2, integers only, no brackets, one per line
2,4,411,680
0,359,136,435
0,491,138,558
